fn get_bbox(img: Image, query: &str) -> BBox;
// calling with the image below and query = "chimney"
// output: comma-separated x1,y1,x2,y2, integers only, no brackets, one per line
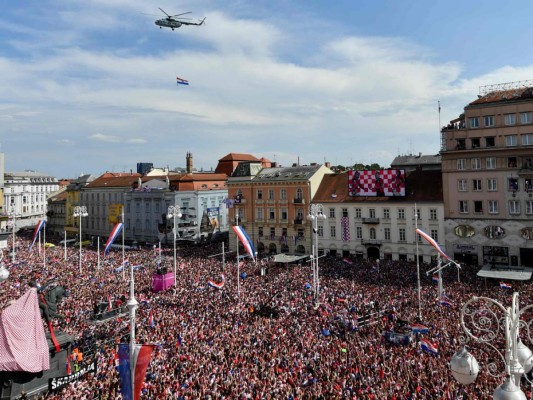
325,161,331,168
186,152,193,173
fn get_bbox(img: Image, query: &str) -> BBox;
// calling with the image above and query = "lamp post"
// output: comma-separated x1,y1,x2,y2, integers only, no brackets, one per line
73,206,88,274
9,209,18,263
307,203,326,305
167,206,182,286
450,292,533,399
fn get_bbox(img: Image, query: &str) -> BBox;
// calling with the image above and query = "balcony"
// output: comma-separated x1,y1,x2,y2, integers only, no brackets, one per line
293,198,305,204
293,218,304,225
362,217,380,224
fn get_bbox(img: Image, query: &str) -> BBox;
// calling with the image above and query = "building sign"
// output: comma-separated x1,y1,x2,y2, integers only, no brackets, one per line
49,360,97,391
108,204,123,224
348,169,405,197
483,246,509,265
454,244,477,254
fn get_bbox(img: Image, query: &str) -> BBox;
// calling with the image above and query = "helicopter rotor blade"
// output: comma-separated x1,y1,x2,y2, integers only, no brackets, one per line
158,8,171,17
171,11,193,17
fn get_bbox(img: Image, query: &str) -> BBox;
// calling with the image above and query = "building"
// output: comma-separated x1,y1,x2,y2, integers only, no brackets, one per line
46,189,67,237
3,170,59,229
440,80,533,267
227,162,333,256
391,153,442,173
215,153,272,176
312,169,444,262
64,174,95,239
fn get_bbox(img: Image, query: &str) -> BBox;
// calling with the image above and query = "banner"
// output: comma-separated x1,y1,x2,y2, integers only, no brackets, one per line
49,360,97,391
118,343,154,400
108,204,123,224
29,220,46,251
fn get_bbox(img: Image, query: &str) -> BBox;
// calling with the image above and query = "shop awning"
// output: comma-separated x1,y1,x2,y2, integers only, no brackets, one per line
477,265,533,281
272,253,310,264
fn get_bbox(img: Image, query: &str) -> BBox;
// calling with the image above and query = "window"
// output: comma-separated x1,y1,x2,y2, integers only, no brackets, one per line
257,189,263,200
459,201,468,213
369,209,376,218
329,208,335,218
509,200,520,215
270,227,275,239
258,227,263,237
399,228,406,242
504,113,516,126
384,227,391,241
488,200,498,214
486,157,496,169
317,225,323,237
398,208,405,220
296,188,303,199
297,208,304,219
280,189,287,200
383,208,390,219
526,178,533,192
487,179,497,191
430,209,437,220
521,134,533,145
330,226,336,238
474,201,483,214
268,189,275,200
458,179,467,191
472,179,482,191
485,137,495,147
484,115,494,127
456,139,466,150
520,112,532,124
369,227,376,239
469,117,479,128
471,138,480,149
526,201,533,215
356,226,362,239
355,208,361,218
457,159,466,170
506,135,517,147
508,178,519,192
342,208,348,218
269,208,275,220
471,158,481,169
430,230,438,241
508,157,517,168
280,208,288,220
256,208,263,221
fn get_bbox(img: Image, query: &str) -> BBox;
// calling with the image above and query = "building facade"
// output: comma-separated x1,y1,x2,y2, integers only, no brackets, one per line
227,162,333,256
441,81,533,267
313,170,444,262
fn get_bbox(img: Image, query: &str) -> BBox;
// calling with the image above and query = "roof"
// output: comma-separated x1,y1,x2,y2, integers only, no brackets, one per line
218,153,260,162
252,165,322,182
390,154,441,168
469,86,533,106
477,265,533,281
313,169,443,203
85,173,141,189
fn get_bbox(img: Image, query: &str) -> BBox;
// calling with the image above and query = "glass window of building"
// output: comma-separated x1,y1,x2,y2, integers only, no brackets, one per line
369,208,376,218
317,225,323,237
471,138,480,148
268,189,275,200
429,209,437,220
457,159,466,170
504,113,516,125
356,226,362,239
474,201,483,213
508,178,519,192
488,200,498,214
270,227,275,238
329,208,335,218
383,208,390,219
257,189,263,200
269,208,275,220
472,179,482,191
485,137,495,147
370,228,376,239
469,117,479,128
330,226,336,238
257,208,263,220
526,201,533,215
281,208,287,220
521,134,533,145
280,188,287,200
399,228,406,241
355,208,361,218
471,158,481,170
398,208,405,219
296,188,303,199
487,178,497,191
506,135,517,147
384,227,390,241
508,157,517,168
520,112,532,124
459,200,468,213
486,157,496,169
458,179,467,191
509,200,520,215
483,115,494,127
342,208,348,217
430,230,438,241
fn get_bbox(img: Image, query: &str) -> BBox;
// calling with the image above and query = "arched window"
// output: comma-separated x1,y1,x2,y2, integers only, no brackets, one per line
296,188,303,199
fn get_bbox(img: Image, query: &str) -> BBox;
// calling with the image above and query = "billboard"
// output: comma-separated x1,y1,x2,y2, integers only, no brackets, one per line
108,204,124,224
348,169,406,197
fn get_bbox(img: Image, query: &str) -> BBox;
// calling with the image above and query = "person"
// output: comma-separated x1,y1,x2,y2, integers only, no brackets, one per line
374,171,385,196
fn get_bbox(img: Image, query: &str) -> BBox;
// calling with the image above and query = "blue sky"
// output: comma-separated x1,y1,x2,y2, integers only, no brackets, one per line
2,0,533,178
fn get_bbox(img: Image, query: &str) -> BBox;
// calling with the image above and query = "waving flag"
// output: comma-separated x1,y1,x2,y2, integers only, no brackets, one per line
420,339,438,355
440,299,453,307
342,258,353,265
500,282,512,289
118,343,154,400
207,274,225,290
104,223,123,256
432,275,439,283
411,324,430,334
232,226,255,261
28,220,46,251
176,76,189,86
416,228,450,260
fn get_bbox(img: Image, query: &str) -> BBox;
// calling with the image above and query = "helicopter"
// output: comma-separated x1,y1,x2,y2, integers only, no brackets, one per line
153,8,206,30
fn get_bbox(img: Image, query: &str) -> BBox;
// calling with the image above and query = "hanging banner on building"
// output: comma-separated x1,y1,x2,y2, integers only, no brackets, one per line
108,204,123,224
348,169,405,197
207,207,220,231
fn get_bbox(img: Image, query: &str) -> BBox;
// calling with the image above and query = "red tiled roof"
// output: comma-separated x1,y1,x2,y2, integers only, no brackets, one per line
469,87,533,105
218,153,260,162
85,173,141,188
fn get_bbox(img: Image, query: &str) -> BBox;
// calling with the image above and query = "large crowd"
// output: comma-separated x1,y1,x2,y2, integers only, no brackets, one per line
1,231,532,399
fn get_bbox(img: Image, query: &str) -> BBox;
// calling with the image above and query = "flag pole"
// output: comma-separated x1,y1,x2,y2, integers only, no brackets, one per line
122,208,125,280
222,241,225,272
437,257,443,300
126,243,138,398
64,230,67,261
97,237,100,271
43,223,46,270
414,203,422,320
235,211,240,300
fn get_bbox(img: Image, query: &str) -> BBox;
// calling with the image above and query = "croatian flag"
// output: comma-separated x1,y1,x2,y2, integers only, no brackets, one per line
118,343,154,400
232,226,255,261
500,282,512,289
104,223,123,256
420,338,438,355
207,274,225,290
28,220,46,251
342,258,353,265
432,275,439,283
416,228,451,260
176,76,189,86
411,324,430,334
148,309,155,328
440,299,453,307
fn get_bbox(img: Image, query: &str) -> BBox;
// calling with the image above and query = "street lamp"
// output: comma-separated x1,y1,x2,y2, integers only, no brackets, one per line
307,203,326,304
73,206,88,274
167,206,182,286
8,209,18,263
450,292,533,399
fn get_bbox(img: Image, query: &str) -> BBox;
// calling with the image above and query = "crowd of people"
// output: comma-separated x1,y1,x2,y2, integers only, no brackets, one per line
1,232,532,399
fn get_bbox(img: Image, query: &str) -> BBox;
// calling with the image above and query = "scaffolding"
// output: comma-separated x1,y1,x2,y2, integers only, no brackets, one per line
479,79,533,96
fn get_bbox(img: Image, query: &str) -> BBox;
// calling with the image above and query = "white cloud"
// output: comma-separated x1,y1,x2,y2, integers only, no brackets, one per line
89,133,120,143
